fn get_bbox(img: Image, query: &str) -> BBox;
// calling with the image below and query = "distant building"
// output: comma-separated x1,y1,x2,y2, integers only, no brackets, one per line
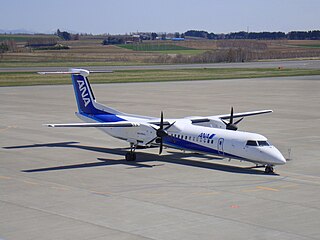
172,38,185,41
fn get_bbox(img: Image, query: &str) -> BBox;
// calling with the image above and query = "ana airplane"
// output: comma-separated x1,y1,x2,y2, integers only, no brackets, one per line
39,68,286,174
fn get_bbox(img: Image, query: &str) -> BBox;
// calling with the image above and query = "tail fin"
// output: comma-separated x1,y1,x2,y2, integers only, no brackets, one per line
38,68,121,116
71,73,120,115
71,74,99,114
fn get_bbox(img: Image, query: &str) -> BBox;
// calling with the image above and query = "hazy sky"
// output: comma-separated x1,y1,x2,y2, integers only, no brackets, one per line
1,0,320,34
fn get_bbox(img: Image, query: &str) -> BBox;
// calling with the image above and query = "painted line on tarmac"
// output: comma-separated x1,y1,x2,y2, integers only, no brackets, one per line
0,176,12,180
21,180,39,185
0,126,17,133
50,186,69,191
256,186,280,192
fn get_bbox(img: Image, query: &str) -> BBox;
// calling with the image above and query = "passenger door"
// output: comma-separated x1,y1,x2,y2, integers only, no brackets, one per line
217,138,224,155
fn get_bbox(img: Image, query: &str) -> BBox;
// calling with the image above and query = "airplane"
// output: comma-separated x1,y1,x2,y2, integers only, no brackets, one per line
39,68,286,174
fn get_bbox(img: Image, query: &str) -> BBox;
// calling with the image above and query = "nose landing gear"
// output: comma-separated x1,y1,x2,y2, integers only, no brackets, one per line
264,165,274,174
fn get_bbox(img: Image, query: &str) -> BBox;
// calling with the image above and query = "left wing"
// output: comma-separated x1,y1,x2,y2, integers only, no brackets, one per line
45,122,140,128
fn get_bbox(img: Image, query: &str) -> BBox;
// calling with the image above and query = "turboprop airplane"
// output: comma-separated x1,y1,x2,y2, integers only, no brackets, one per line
39,68,286,174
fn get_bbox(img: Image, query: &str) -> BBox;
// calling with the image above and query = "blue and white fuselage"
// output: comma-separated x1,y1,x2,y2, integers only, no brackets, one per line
42,69,286,173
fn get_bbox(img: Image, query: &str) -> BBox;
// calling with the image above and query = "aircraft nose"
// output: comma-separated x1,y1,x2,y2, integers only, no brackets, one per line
267,147,286,165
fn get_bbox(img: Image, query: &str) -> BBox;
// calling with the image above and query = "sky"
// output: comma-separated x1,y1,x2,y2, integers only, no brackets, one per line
1,0,320,34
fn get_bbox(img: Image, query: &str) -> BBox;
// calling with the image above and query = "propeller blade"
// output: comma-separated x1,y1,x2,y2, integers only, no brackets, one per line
221,107,242,131
234,117,244,125
230,107,234,124
159,141,163,154
164,121,176,130
146,137,157,145
160,111,164,130
221,119,228,126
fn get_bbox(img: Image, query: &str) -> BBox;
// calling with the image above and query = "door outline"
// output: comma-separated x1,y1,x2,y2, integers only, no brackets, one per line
217,138,224,155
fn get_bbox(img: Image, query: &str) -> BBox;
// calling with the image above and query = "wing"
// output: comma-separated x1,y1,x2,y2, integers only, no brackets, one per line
188,110,273,124
45,122,140,128
217,109,273,120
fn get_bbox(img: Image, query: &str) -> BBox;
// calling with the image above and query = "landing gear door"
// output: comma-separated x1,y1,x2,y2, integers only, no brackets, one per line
217,138,224,155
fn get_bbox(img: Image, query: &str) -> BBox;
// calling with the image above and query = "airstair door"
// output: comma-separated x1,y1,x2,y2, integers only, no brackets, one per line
217,138,224,155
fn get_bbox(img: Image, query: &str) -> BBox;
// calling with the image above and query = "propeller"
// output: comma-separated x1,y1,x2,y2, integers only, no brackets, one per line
147,111,175,154
221,107,244,131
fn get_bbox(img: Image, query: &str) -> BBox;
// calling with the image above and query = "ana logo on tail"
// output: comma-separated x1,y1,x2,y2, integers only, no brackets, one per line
77,80,91,107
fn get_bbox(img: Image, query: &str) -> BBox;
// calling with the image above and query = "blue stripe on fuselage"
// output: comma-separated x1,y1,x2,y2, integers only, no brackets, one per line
163,136,248,161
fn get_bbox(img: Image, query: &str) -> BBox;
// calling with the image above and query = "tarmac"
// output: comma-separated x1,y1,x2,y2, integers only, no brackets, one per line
1,75,320,239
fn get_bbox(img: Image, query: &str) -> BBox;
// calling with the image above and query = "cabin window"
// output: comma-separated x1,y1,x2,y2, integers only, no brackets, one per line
185,136,188,140
246,140,258,146
193,137,195,141
211,140,214,144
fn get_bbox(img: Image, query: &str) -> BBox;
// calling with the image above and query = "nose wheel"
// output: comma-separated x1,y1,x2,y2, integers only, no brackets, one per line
264,165,274,174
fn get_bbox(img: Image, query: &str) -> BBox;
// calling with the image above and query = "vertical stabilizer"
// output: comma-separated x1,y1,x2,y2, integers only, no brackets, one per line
71,74,102,114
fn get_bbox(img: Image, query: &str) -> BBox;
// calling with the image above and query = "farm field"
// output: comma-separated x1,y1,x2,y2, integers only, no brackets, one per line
1,35,320,68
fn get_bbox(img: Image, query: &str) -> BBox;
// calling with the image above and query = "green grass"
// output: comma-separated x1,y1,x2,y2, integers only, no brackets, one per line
119,44,194,51
118,44,203,55
150,49,206,55
0,61,151,68
1,68,320,87
294,44,320,48
0,34,59,42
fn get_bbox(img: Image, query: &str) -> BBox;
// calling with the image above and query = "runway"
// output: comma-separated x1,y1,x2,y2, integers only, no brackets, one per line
1,59,320,72
1,75,320,239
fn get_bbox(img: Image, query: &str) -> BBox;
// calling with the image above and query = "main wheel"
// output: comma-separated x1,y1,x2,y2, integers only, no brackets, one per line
125,152,136,161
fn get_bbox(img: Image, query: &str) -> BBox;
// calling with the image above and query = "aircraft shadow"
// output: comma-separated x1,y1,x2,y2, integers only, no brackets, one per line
4,142,272,175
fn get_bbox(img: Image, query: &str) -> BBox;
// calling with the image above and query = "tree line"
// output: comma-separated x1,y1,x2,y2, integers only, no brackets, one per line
56,29,79,41
185,30,320,40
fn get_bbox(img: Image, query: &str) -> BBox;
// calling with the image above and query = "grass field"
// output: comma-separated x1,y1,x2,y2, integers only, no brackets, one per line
1,36,320,68
1,68,320,87
0,34,59,42
119,44,194,51
295,44,320,48
118,44,204,55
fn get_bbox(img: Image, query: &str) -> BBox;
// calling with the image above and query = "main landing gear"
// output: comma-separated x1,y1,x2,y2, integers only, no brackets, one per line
125,143,136,161
264,165,274,174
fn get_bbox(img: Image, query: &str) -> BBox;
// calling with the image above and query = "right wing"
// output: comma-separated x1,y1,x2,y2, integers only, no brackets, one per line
187,109,273,124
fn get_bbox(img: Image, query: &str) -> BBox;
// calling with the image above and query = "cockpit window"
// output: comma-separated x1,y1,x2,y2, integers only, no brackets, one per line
258,141,270,146
246,140,258,146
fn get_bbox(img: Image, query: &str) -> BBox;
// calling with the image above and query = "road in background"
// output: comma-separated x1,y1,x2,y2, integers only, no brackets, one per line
0,59,320,72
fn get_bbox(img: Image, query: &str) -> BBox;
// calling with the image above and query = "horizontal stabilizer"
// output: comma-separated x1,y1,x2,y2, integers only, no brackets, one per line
45,122,140,128
38,68,112,77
